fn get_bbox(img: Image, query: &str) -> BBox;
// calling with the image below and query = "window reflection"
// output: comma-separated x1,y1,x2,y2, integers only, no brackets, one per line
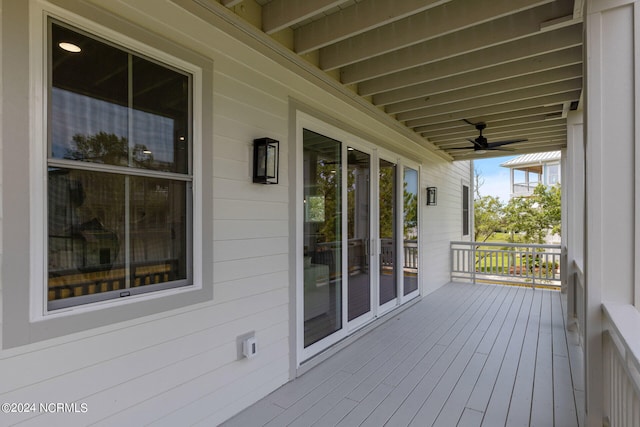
403,167,418,295
303,129,342,348
347,148,371,321
51,22,189,173
379,159,397,305
47,169,187,304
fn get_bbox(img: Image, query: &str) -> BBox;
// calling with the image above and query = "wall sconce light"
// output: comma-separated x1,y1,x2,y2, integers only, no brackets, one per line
253,138,279,184
426,187,437,206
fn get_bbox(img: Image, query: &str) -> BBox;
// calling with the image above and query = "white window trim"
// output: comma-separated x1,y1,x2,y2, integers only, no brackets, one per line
29,3,205,321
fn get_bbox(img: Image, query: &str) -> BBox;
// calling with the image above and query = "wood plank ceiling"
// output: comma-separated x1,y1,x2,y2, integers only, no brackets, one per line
222,0,583,160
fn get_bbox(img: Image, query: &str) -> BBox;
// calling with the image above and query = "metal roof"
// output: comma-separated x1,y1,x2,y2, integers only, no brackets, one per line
500,150,562,168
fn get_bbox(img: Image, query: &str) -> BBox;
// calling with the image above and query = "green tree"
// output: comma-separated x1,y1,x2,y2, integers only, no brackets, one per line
536,183,562,235
502,184,561,243
403,184,418,239
66,131,128,165
65,132,154,168
379,165,395,239
474,195,503,242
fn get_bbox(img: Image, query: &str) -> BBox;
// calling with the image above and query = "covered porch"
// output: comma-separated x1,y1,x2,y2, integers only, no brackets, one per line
224,282,584,426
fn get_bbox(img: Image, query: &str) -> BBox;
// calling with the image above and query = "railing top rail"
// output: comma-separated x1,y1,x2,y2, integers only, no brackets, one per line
450,241,562,249
602,302,640,376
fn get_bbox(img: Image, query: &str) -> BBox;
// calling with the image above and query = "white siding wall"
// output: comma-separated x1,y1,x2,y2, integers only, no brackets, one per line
422,158,472,295
0,0,470,425
0,0,4,342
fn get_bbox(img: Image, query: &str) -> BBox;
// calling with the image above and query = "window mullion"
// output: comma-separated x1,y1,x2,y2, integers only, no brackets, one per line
125,53,134,289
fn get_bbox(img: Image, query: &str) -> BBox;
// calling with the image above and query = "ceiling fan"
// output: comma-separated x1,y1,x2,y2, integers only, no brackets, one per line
448,121,528,154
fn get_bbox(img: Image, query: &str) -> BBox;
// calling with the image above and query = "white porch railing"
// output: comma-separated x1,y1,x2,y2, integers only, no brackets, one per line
513,182,539,196
380,238,418,271
602,303,640,426
450,241,562,288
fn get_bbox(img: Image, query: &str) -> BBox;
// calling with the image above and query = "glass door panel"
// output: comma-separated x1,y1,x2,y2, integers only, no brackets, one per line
403,167,419,295
347,148,371,321
303,129,342,348
379,159,397,306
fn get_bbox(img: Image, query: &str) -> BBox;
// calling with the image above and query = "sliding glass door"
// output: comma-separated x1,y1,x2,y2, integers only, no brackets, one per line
347,147,372,323
302,129,342,348
379,159,397,309
403,167,419,297
299,116,420,361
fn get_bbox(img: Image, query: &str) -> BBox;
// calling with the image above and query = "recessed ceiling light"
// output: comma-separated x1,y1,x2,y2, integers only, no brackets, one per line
58,42,81,53
143,150,152,154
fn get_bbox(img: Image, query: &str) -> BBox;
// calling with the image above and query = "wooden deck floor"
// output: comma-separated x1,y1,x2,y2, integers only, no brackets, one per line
222,282,584,427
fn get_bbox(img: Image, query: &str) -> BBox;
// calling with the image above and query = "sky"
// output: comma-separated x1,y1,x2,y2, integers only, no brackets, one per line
473,155,517,202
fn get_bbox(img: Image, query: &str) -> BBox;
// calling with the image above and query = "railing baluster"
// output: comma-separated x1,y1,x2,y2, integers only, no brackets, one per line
449,241,562,288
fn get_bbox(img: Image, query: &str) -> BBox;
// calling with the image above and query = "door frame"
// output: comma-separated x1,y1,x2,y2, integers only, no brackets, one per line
344,143,376,332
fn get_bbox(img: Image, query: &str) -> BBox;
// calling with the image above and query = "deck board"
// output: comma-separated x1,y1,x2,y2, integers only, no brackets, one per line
530,291,555,427
505,289,542,426
222,282,584,427
481,289,535,426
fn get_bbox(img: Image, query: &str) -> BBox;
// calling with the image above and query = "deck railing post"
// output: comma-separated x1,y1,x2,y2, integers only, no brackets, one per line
531,246,536,289
472,243,477,285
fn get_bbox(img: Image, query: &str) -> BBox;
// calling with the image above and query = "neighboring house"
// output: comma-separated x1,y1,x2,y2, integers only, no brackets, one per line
0,1,637,427
500,151,561,199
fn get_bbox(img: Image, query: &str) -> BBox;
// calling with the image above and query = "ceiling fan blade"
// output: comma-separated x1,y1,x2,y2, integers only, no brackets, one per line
487,147,515,151
466,138,484,148
451,150,477,157
486,138,528,148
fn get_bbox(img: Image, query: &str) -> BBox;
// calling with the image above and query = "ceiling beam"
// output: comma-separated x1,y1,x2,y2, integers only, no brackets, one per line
414,106,565,134
374,48,582,107
321,0,572,70
422,113,564,139
262,0,348,34
404,90,581,127
449,142,567,159
428,121,566,145
294,0,452,53
221,0,243,7
175,0,453,161
357,24,582,92
441,132,568,150
385,64,582,114
397,78,582,122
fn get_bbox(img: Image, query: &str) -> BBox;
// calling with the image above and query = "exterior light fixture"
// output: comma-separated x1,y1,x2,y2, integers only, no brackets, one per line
253,138,279,184
426,187,437,206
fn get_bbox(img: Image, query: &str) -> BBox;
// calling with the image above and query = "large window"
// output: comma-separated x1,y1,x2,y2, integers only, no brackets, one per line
47,20,192,310
546,163,560,186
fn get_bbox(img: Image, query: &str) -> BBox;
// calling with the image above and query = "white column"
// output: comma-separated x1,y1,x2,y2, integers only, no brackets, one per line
565,110,584,321
585,1,640,425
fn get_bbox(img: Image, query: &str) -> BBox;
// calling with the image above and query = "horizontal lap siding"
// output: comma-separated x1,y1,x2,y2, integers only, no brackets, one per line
0,0,3,344
422,159,471,294
0,1,292,425
0,0,470,426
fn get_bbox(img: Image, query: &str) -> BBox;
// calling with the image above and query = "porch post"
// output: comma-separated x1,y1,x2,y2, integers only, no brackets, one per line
585,1,640,425
565,111,584,325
